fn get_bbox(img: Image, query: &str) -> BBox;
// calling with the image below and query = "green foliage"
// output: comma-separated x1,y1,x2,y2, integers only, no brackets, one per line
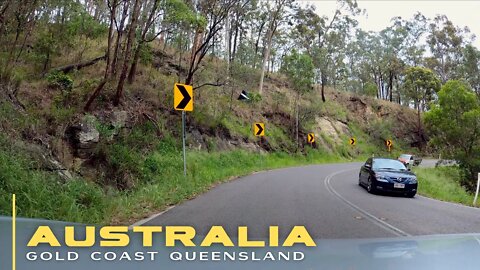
425,80,480,190
403,66,441,110
281,50,315,94
247,92,262,103
164,0,205,29
461,45,480,94
139,43,153,64
47,71,74,92
32,30,58,71
368,118,394,142
66,9,107,39
317,100,348,122
426,15,472,82
363,82,377,97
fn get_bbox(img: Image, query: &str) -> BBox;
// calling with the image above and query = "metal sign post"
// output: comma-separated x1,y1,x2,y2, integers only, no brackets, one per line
473,173,480,206
182,111,186,176
174,83,193,177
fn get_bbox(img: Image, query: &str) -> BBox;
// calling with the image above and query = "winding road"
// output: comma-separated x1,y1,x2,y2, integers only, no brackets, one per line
142,161,480,239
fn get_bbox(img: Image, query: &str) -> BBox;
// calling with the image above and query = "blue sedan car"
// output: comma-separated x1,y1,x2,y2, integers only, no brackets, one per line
359,158,418,198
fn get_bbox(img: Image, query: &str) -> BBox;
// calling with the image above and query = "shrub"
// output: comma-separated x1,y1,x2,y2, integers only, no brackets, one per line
363,82,377,97
247,92,262,103
47,72,74,92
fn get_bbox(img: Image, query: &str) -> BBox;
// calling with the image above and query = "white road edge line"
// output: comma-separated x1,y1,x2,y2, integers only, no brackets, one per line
324,168,412,237
130,206,176,228
417,194,480,211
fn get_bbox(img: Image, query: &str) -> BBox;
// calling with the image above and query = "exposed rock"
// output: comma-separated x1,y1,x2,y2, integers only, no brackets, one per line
100,110,130,140
16,142,73,181
314,116,351,145
315,117,340,143
346,96,375,122
188,129,207,150
110,110,129,129
216,139,234,151
331,120,351,136
230,140,264,153
65,115,100,158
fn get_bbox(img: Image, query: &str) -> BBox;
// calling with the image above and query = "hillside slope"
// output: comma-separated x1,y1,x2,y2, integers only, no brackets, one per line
0,45,424,224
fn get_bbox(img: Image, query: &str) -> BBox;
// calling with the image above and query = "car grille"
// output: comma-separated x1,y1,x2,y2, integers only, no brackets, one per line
388,177,407,182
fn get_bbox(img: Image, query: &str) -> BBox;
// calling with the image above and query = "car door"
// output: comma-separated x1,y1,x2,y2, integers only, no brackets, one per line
360,158,372,184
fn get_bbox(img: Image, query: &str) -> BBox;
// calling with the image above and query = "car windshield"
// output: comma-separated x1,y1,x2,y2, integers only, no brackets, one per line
373,159,407,170
399,154,411,159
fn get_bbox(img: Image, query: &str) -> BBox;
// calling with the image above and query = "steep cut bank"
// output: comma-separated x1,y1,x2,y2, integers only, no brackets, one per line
0,47,424,224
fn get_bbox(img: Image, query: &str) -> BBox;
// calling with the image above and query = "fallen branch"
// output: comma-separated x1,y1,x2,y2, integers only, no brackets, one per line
143,113,162,137
193,81,226,90
51,55,106,74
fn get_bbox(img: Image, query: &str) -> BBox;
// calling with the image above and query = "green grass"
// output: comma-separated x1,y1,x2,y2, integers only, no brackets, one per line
0,130,351,225
414,167,476,206
0,136,106,223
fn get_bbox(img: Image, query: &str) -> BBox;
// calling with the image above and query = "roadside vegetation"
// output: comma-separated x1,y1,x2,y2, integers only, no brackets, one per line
0,129,358,224
0,0,479,223
415,167,476,207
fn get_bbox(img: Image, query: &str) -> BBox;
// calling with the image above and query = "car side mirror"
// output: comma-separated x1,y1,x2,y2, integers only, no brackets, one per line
365,163,371,169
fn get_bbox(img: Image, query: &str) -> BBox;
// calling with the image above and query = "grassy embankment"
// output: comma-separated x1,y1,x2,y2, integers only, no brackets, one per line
414,167,477,207
0,131,358,225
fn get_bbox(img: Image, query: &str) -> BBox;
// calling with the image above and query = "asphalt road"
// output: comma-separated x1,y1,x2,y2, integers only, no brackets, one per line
143,160,480,239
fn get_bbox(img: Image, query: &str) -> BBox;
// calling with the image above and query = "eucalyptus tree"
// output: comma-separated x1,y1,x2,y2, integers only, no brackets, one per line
426,15,473,82
258,0,294,95
403,66,441,135
379,20,407,102
184,0,243,86
127,0,197,84
281,50,315,149
397,12,428,67
461,45,480,96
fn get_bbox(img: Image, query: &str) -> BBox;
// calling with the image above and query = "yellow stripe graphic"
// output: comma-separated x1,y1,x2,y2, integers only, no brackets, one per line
12,194,16,270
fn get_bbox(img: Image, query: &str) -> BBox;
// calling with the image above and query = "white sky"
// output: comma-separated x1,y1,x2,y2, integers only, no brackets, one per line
303,0,480,48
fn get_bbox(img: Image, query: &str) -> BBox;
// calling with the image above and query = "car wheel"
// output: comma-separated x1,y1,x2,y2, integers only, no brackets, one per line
367,177,375,194
405,192,416,198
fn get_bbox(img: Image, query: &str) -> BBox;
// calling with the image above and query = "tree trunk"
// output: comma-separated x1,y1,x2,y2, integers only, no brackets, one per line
253,19,266,69
321,75,326,102
127,41,143,84
185,27,203,85
83,0,116,111
114,0,141,106
231,21,239,63
295,95,299,151
84,79,107,111
258,30,273,95
388,71,394,102
104,0,117,79
111,0,130,76
127,0,161,84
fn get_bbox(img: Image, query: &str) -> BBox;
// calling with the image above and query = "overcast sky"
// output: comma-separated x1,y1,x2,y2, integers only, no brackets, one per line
303,0,480,48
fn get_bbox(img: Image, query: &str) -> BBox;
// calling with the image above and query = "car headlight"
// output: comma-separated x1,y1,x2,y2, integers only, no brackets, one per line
409,178,417,184
376,175,389,182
